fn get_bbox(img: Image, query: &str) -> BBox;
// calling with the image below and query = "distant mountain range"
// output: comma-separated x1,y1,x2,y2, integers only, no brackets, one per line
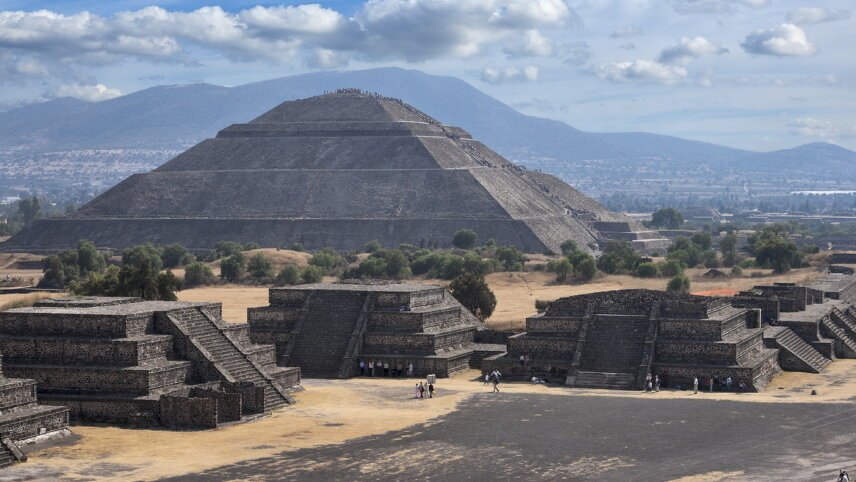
1,67,854,182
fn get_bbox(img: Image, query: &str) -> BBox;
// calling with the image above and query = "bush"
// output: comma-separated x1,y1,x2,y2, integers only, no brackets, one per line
553,258,573,282
275,264,301,286
214,241,246,259
184,262,215,287
535,299,550,313
247,253,274,279
220,253,246,282
597,241,641,274
666,274,690,293
657,259,685,277
730,266,743,277
300,265,324,284
364,240,381,253
635,262,659,278
691,231,712,250
495,246,525,271
651,208,684,229
576,257,598,281
288,242,304,252
449,273,496,320
701,249,720,269
309,248,347,273
560,240,578,256
452,229,478,250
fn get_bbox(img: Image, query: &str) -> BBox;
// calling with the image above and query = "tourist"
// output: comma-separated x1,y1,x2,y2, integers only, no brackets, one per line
484,372,490,385
396,361,403,377
726,376,733,392
519,354,525,366
414,383,420,399
428,382,435,398
369,360,375,377
709,377,713,393
492,375,500,393
359,359,365,376
418,382,425,399
645,372,652,392
662,370,669,388
738,379,746,392
654,375,660,392
693,376,699,394
407,361,414,377
383,361,390,377
838,469,849,482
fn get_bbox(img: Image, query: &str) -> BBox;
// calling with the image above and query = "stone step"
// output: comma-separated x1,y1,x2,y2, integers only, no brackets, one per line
773,328,830,373
574,371,636,390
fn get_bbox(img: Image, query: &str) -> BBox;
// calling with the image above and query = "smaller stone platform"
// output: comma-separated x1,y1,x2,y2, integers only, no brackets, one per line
248,281,483,378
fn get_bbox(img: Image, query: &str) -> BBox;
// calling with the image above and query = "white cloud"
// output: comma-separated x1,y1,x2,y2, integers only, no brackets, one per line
592,60,687,85
670,0,770,15
786,7,851,25
658,36,728,65
305,48,349,69
53,83,122,102
609,26,644,38
504,30,554,58
787,118,856,140
740,23,816,57
559,41,591,66
480,65,540,84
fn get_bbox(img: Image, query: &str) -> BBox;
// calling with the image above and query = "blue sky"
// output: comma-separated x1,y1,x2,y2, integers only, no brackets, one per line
0,0,853,151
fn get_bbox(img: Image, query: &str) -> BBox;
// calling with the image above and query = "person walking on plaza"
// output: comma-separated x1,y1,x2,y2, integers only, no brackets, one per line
413,383,420,399
418,382,425,399
693,376,699,394
484,372,490,385
359,359,365,376
397,361,403,377
383,361,389,377
709,377,714,393
407,361,414,377
726,376,733,392
654,375,660,392
645,372,652,392
492,374,500,393
428,382,435,398
369,360,375,377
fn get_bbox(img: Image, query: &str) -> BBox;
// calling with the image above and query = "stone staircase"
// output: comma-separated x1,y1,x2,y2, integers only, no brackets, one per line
0,439,18,468
287,291,367,378
580,316,649,375
165,307,292,410
765,326,831,373
821,316,856,357
574,371,636,390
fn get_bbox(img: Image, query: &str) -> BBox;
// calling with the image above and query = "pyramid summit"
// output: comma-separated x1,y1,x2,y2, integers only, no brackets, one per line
4,89,666,253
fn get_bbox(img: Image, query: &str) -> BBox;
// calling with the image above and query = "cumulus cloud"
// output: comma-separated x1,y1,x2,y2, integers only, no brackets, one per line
480,65,539,84
671,0,770,15
0,1,577,79
740,23,816,57
592,60,687,85
658,36,728,65
786,7,851,25
609,26,644,38
53,83,123,102
787,118,856,140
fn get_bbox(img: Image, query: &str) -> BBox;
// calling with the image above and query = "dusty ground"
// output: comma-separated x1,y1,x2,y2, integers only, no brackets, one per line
0,292,64,311
4,360,855,481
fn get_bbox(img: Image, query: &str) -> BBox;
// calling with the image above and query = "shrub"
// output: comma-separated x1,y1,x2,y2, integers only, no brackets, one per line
300,265,324,284
452,229,478,250
495,246,525,271
247,253,274,279
214,241,246,259
309,248,347,273
730,266,743,277
666,274,690,293
701,250,720,269
161,244,192,268
576,257,598,281
657,259,685,277
535,299,550,313
553,258,573,282
560,240,579,256
364,240,381,253
651,208,684,229
635,262,659,278
288,242,304,252
184,262,215,287
275,264,301,286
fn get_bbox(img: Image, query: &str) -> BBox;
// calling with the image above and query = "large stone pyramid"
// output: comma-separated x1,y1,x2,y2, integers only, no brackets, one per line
4,90,666,253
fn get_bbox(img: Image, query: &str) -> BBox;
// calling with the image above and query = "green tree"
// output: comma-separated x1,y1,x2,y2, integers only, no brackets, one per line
651,208,684,229
597,241,641,274
719,233,738,267
220,253,246,282
300,265,324,284
576,257,598,281
275,264,301,286
156,270,181,301
755,236,802,273
119,244,164,299
310,248,347,273
452,229,478,250
214,241,246,259
39,255,66,288
161,244,192,268
247,253,274,279
560,240,579,256
657,259,685,277
184,262,215,287
666,274,691,293
364,240,381,253
76,240,107,276
495,246,525,271
690,231,712,250
449,273,497,321
14,197,42,227
553,258,573,282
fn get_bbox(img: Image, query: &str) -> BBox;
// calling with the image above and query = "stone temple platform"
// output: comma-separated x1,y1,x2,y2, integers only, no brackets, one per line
0,297,301,428
248,282,487,378
483,289,781,391
0,355,69,468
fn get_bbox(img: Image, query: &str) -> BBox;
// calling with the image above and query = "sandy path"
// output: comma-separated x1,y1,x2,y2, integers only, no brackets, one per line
9,360,855,481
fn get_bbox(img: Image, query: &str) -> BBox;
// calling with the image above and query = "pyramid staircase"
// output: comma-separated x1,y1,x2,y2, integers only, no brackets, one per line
163,307,293,410
0,438,23,469
574,371,637,390
821,314,856,358
764,326,831,373
286,291,368,378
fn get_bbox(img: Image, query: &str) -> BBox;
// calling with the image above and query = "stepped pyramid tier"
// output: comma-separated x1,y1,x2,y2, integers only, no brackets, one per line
0,297,301,428
248,281,486,378
2,89,667,254
483,289,782,392
0,355,70,468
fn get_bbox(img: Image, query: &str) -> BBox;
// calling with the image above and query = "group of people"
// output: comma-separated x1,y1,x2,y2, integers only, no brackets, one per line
838,470,850,482
692,375,747,394
413,381,435,399
358,359,414,378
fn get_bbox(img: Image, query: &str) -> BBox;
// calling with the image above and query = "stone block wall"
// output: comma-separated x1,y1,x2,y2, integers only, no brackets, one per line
159,395,218,429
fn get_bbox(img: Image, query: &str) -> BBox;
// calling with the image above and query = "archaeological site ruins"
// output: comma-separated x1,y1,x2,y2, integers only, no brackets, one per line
3,90,666,254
